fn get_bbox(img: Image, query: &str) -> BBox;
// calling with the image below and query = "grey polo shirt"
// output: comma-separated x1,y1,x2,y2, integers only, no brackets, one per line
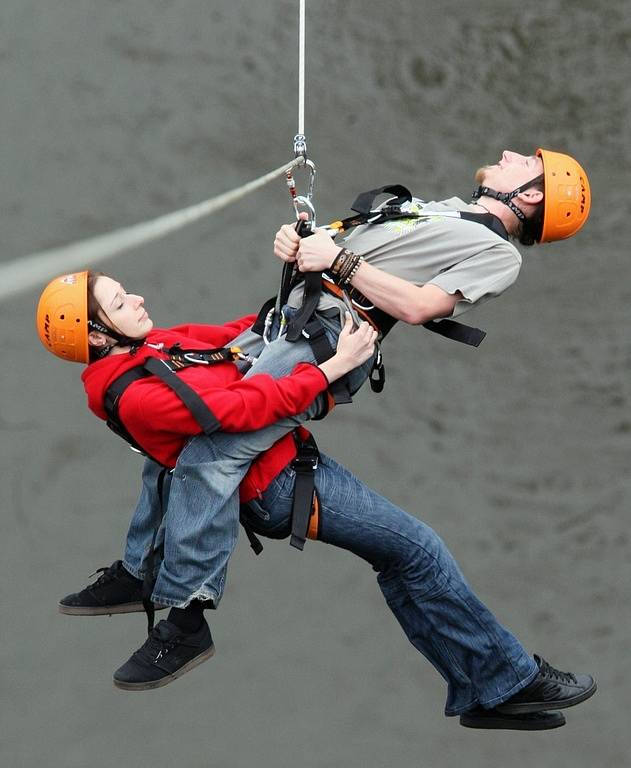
287,197,522,320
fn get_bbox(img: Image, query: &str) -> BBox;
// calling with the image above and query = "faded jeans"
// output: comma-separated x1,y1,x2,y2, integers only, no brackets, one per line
243,453,538,715
124,446,538,715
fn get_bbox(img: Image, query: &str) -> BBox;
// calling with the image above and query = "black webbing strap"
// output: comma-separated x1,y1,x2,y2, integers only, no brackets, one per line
301,317,352,405
142,466,168,634
104,366,156,458
239,515,264,555
143,357,221,436
251,296,277,337
422,318,486,347
350,184,413,216
289,433,320,551
458,211,509,241
285,270,323,342
278,261,298,312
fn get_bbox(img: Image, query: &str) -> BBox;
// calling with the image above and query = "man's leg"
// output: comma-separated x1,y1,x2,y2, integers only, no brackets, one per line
250,455,593,721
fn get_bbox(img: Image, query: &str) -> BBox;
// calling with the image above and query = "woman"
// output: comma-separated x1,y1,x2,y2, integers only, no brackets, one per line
38,271,595,729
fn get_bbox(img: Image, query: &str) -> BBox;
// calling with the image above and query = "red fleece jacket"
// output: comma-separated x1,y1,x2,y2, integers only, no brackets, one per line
80,314,324,502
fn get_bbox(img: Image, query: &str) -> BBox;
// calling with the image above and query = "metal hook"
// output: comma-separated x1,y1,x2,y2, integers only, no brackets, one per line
288,158,317,226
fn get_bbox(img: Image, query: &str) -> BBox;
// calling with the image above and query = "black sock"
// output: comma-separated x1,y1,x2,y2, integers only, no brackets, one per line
167,600,205,633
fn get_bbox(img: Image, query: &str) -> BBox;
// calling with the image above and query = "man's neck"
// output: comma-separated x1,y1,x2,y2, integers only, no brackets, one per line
472,197,520,237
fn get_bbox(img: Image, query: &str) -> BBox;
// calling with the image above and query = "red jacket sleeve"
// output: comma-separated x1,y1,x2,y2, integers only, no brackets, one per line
121,362,328,439
169,314,257,346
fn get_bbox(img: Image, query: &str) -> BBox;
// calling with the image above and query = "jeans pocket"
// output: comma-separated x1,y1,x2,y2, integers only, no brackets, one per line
259,467,296,511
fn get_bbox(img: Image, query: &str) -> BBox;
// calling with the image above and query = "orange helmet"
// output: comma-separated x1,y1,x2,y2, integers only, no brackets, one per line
536,148,591,243
36,271,90,363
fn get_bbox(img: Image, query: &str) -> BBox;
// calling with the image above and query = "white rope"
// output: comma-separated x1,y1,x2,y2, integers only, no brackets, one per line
0,157,304,302
298,0,306,136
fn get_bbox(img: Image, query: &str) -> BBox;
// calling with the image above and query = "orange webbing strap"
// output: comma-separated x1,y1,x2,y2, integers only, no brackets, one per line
321,279,380,331
307,493,320,540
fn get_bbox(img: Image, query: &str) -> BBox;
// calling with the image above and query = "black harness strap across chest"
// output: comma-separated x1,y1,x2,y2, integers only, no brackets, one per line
104,355,222,463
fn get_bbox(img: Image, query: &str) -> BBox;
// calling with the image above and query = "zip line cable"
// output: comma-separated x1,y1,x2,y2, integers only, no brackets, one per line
298,0,306,137
0,157,305,302
1,1,313,303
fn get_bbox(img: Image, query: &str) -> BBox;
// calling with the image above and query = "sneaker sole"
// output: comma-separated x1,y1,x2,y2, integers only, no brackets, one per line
460,711,566,731
113,644,215,691
497,681,597,714
58,602,167,616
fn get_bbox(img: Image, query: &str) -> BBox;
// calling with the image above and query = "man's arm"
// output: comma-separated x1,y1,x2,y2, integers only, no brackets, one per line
341,260,461,324
276,225,460,325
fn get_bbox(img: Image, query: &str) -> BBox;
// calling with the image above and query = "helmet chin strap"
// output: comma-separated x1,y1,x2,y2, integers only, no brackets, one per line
88,318,146,359
472,173,544,224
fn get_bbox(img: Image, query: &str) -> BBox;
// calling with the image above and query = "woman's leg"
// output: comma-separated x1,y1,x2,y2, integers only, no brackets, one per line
251,454,538,716
123,458,172,578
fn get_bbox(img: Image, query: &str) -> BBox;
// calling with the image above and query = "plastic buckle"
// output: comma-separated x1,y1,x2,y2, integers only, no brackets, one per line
292,453,319,472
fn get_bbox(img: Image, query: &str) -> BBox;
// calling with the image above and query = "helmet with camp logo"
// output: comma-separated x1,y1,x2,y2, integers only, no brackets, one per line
36,271,90,363
536,148,591,243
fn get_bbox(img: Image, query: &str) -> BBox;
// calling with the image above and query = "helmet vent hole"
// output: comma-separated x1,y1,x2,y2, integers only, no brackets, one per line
60,313,65,319
76,318,80,323
566,212,571,217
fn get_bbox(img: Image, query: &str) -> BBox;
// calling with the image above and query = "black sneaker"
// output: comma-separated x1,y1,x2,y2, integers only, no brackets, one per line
113,619,215,691
497,655,597,714
460,707,566,731
58,560,162,616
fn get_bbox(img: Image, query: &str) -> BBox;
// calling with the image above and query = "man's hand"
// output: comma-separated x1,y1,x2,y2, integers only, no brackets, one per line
273,220,302,264
273,212,338,272
295,230,339,273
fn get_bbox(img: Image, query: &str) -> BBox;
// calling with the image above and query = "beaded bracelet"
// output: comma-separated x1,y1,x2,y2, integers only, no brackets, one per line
343,255,363,285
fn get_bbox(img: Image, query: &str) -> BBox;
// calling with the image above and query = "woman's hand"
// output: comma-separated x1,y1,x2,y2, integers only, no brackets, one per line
318,313,377,382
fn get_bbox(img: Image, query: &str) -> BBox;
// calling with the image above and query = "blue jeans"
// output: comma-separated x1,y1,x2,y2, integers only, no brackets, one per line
123,308,375,606
242,453,538,715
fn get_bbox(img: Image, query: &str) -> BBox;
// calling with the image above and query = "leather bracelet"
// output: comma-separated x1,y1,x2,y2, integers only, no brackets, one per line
330,248,359,285
330,248,351,277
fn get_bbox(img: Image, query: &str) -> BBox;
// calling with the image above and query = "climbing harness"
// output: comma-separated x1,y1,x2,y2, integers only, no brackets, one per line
254,183,495,406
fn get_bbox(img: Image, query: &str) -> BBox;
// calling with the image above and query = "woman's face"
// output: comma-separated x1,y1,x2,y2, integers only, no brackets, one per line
92,276,154,340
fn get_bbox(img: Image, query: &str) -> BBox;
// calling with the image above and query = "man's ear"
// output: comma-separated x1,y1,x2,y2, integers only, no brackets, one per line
517,188,544,206
88,331,109,348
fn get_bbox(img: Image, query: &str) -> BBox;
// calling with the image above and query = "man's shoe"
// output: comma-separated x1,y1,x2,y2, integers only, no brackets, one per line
113,619,215,691
460,707,566,731
497,655,597,714
58,560,162,616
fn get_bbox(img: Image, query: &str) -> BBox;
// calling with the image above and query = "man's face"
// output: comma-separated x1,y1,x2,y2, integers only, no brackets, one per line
475,151,544,193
